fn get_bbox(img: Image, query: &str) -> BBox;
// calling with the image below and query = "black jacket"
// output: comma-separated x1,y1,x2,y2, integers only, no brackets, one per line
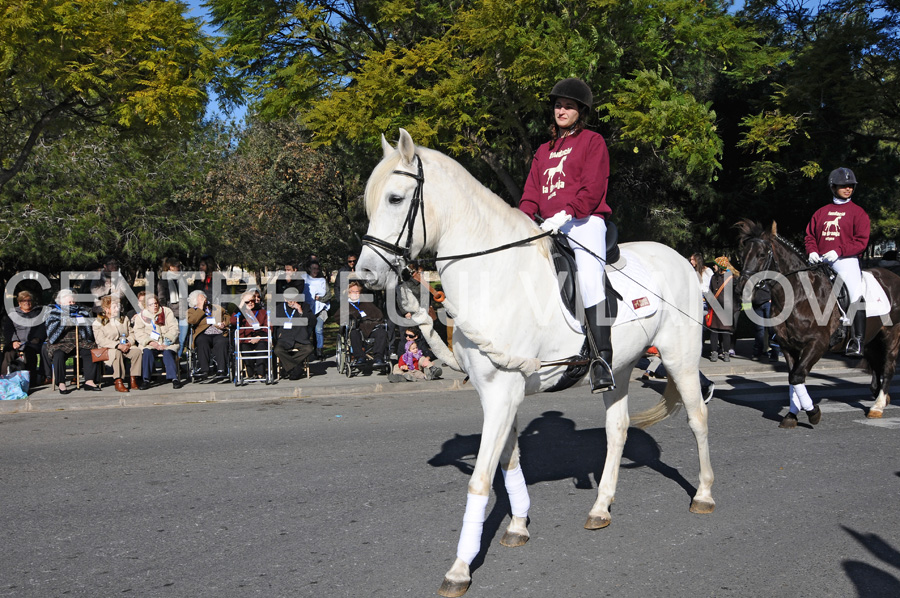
274,301,316,348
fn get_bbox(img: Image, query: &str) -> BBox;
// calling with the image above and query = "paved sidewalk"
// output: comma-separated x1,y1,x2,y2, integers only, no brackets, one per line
0,339,862,414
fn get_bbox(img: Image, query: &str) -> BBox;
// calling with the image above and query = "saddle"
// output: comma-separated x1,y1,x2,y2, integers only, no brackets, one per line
546,222,622,393
821,264,854,349
822,265,851,318
550,221,622,320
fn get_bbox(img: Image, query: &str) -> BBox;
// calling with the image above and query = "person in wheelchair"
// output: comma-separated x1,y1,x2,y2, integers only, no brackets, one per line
346,281,388,369
273,287,316,380
186,290,230,383
232,290,269,379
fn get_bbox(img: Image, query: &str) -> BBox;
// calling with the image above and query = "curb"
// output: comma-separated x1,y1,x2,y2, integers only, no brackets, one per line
0,343,865,414
0,369,470,414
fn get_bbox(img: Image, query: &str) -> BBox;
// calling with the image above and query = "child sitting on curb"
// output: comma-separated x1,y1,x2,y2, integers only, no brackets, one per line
388,339,443,383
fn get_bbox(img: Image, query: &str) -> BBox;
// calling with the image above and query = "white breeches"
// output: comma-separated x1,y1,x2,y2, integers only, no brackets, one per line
832,257,863,303
561,215,607,308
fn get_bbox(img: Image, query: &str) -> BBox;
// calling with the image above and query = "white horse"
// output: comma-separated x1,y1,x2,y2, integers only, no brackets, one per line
356,129,714,597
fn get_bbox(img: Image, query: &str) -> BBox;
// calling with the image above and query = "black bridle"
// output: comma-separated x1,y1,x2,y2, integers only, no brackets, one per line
741,235,821,282
361,153,552,283
740,238,775,281
361,155,427,280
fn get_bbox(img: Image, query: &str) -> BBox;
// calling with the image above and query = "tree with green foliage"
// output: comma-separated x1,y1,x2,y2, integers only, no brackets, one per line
0,122,231,279
722,0,900,247
0,0,215,189
208,0,783,251
192,117,369,272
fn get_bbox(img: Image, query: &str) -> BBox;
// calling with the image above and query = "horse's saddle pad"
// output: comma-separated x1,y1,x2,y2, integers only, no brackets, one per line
550,224,660,328
863,271,891,317
830,270,890,319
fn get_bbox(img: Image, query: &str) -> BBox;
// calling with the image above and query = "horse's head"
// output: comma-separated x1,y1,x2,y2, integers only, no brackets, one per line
735,219,775,297
357,129,432,290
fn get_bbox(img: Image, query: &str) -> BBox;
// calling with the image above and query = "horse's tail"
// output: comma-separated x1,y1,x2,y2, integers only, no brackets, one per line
631,380,683,429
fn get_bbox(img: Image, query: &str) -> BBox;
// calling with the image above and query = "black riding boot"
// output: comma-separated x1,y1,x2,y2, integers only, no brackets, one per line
585,302,615,394
846,301,866,358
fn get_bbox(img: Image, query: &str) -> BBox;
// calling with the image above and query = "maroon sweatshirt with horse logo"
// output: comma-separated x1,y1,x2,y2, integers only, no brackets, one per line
518,129,611,221
804,200,870,258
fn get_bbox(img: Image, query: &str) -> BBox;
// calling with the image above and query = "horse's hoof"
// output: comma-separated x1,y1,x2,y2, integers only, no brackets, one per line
500,531,529,547
867,409,883,419
778,412,798,429
438,577,471,597
584,515,611,530
805,405,822,425
690,499,716,514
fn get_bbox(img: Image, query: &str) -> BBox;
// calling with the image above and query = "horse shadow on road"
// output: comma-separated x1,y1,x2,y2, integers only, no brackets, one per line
841,525,900,597
427,410,697,572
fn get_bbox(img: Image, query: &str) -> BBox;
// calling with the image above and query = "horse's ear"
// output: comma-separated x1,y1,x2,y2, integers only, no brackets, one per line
397,128,416,166
770,221,778,236
381,134,394,158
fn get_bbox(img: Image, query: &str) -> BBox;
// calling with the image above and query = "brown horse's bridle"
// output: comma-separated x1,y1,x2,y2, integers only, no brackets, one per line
740,238,775,281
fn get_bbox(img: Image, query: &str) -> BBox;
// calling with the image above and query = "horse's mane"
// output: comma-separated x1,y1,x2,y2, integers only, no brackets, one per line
368,144,551,258
735,219,826,273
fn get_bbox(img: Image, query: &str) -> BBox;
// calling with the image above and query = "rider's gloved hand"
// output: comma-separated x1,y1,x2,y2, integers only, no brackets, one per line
808,252,821,264
822,250,839,263
539,210,572,234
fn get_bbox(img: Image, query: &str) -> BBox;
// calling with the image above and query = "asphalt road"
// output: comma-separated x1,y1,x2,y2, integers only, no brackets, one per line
2,369,899,598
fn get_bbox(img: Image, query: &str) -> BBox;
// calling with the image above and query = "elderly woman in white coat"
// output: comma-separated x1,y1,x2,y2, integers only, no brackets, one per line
133,294,182,389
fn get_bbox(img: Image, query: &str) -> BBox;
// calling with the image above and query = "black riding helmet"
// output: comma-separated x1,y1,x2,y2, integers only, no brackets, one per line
549,78,593,111
828,167,857,188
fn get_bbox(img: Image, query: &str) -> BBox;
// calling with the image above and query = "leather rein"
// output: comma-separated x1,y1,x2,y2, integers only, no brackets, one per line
361,154,551,283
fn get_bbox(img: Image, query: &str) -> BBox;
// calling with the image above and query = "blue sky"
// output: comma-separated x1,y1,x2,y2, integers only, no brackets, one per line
184,0,248,123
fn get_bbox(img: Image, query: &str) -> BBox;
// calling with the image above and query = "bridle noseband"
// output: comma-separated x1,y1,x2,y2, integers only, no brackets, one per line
361,154,426,281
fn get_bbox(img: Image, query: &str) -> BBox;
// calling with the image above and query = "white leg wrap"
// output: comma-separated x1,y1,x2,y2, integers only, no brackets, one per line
788,384,801,414
502,465,531,518
456,493,490,565
794,383,814,411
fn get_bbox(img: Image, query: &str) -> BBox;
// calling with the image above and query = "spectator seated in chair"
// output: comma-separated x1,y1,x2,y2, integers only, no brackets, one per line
273,287,316,380
346,281,387,369
133,294,183,389
92,295,142,392
232,290,269,379
46,289,101,394
186,290,230,384
1,290,46,385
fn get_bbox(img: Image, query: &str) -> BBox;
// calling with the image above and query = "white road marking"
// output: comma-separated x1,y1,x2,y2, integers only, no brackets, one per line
852,418,900,429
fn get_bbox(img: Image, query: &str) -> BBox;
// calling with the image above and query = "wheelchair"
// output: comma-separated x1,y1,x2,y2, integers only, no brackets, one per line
185,328,232,383
335,322,390,378
232,311,275,386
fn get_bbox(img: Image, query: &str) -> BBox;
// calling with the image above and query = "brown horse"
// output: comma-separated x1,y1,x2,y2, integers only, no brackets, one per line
736,219,900,422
